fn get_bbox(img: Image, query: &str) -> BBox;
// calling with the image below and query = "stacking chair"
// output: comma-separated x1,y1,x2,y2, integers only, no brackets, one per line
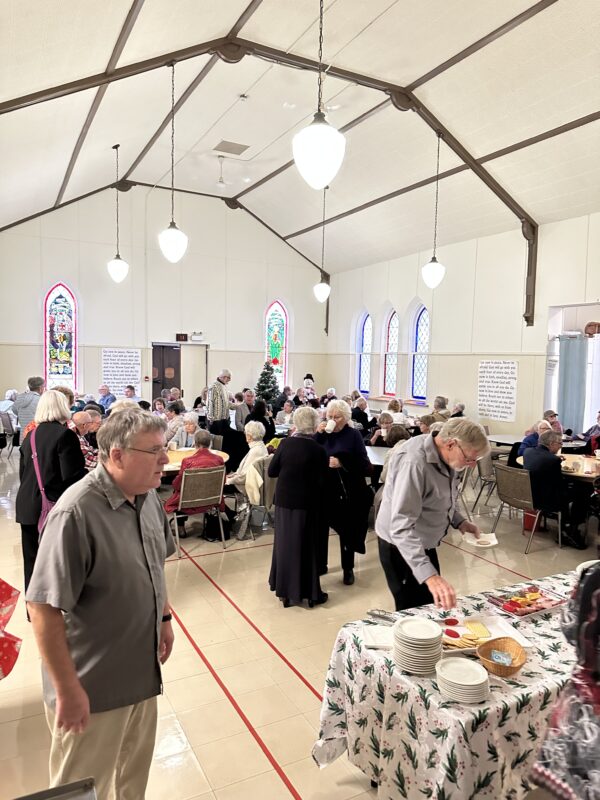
457,466,472,522
0,411,17,457
210,433,223,452
245,454,277,530
472,453,497,512
491,463,562,554
170,465,227,557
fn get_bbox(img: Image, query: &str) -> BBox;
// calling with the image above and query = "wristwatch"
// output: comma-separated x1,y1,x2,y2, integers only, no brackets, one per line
161,613,173,623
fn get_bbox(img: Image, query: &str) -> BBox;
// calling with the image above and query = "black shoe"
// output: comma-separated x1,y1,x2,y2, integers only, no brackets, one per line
559,531,587,550
319,566,328,576
343,570,355,585
282,598,291,608
308,592,329,608
177,527,188,539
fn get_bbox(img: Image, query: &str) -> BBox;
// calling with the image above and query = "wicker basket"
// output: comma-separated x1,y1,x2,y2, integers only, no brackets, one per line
476,637,527,677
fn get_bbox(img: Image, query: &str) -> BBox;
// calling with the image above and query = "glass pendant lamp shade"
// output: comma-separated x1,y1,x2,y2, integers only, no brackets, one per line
313,277,331,303
107,254,129,283
159,221,188,264
421,255,446,289
293,111,346,190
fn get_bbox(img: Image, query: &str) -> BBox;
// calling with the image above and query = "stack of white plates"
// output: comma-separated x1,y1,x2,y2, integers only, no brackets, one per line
393,617,442,675
436,657,489,703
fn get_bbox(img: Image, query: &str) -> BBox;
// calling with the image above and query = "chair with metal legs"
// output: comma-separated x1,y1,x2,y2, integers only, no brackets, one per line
170,465,227,557
472,454,497,512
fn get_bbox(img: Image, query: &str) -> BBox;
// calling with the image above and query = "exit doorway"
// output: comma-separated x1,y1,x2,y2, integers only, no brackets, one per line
152,344,181,400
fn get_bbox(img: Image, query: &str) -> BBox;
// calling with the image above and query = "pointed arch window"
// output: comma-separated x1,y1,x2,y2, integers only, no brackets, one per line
383,311,399,396
265,300,288,390
44,283,77,392
411,306,429,400
358,314,372,394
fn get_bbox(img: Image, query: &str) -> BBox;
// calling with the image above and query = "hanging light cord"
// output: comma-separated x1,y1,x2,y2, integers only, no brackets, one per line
316,0,324,113
113,144,120,256
320,187,327,278
432,132,442,257
169,62,175,223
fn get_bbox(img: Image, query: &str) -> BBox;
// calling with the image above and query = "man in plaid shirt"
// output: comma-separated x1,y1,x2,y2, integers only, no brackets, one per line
207,369,235,435
69,411,98,470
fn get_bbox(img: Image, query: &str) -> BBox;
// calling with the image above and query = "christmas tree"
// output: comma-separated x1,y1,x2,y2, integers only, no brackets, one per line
255,361,279,402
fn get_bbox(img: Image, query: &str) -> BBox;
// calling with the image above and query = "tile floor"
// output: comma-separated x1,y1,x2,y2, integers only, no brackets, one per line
0,455,586,798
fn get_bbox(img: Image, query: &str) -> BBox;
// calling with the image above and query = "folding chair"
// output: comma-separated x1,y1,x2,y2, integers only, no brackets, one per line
491,463,562,554
0,411,16,457
170,465,227,557
15,777,97,799
248,454,276,530
457,465,472,522
472,453,497,511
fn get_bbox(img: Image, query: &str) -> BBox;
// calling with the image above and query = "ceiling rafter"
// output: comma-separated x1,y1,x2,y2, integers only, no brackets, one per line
0,184,112,234
54,0,147,206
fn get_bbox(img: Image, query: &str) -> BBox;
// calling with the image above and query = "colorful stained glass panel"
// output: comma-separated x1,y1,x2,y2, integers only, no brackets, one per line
44,283,77,392
265,300,288,390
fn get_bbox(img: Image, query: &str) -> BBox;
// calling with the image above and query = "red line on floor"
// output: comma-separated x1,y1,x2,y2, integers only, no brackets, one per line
441,540,532,581
170,607,303,800
179,544,323,701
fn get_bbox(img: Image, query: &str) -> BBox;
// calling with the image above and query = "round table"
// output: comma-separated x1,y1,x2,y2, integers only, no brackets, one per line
517,453,599,482
163,448,229,473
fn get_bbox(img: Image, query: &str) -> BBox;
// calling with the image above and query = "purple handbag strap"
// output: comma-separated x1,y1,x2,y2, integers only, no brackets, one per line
30,428,48,497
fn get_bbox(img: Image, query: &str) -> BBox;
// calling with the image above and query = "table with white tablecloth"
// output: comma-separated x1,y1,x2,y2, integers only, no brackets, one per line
313,572,577,800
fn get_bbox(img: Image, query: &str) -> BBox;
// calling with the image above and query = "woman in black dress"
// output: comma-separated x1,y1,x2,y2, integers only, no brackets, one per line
314,399,373,586
268,406,328,607
245,399,276,442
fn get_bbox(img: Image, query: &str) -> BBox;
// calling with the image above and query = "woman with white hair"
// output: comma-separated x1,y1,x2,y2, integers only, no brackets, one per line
314,399,372,586
225,421,268,540
268,406,329,607
172,412,200,448
15,390,86,591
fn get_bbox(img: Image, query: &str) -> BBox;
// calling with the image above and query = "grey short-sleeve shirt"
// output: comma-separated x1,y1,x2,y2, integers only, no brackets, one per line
26,464,175,713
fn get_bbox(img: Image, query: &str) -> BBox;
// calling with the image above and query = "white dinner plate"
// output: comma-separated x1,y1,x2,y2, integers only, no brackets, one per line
436,657,488,686
395,618,442,641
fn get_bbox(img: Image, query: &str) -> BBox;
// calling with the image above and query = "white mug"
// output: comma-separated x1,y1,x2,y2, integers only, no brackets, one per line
168,440,178,451
325,419,336,434
595,450,600,460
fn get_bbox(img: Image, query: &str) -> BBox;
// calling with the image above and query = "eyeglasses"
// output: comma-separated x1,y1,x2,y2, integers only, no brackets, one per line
127,446,169,456
455,441,480,465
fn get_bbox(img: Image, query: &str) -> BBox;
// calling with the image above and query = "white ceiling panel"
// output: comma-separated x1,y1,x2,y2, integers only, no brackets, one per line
243,106,464,236
485,121,600,224
415,0,600,158
116,0,249,67
0,0,130,102
63,56,210,202
0,89,96,228
130,59,380,194
240,0,535,85
290,171,518,273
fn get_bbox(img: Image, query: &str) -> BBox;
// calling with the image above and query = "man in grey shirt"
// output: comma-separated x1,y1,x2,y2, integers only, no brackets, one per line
12,375,45,430
26,407,175,798
235,388,255,431
376,418,489,611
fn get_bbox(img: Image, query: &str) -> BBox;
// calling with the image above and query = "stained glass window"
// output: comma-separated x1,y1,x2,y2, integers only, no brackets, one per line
383,311,399,396
411,306,430,400
359,314,372,394
265,300,288,390
44,283,77,392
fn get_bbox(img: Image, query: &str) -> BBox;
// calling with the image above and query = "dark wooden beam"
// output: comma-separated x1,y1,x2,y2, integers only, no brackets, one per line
0,185,112,234
55,0,147,206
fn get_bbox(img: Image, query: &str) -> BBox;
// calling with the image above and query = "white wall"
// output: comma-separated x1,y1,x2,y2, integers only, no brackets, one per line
0,186,328,398
327,211,600,432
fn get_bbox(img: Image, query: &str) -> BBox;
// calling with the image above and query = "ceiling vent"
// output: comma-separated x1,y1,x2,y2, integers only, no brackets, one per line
213,140,249,156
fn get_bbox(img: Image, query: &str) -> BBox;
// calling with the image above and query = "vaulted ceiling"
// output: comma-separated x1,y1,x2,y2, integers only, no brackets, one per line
1,0,599,276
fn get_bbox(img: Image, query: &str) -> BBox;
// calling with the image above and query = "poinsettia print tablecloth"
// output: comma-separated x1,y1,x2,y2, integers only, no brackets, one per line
313,572,577,800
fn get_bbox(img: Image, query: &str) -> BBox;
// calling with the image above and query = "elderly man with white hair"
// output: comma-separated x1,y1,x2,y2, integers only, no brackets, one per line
207,369,235,435
376,417,489,611
319,387,337,407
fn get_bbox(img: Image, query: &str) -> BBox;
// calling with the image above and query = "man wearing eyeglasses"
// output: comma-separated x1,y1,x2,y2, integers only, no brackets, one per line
376,418,490,612
26,407,175,798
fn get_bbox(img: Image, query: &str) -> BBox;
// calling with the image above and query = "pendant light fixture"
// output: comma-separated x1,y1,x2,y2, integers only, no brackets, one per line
421,132,446,290
158,62,188,264
216,155,226,190
292,0,346,190
313,187,331,302
107,144,129,284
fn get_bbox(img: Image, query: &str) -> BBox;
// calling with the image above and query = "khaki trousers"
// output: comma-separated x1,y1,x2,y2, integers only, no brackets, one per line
45,696,157,800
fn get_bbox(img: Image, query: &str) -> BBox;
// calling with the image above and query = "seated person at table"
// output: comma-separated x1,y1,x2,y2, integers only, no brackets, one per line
386,399,408,426
225,421,268,540
351,397,377,433
319,388,337,407
165,401,184,442
432,395,451,423
164,429,225,538
523,430,588,549
172,412,200,448
372,423,411,492
245,399,275,442
273,386,292,414
518,419,552,457
152,398,167,418
416,414,436,435
450,402,465,418
573,409,600,442
543,408,563,434
235,389,255,432
370,412,394,446
293,387,307,406
350,389,362,404
276,400,295,425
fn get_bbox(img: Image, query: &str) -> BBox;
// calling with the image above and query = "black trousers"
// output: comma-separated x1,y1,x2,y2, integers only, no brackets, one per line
21,523,40,592
378,537,439,611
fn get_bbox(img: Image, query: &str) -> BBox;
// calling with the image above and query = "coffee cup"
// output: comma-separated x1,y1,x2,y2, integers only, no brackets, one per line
595,450,600,460
168,440,178,451
325,419,336,434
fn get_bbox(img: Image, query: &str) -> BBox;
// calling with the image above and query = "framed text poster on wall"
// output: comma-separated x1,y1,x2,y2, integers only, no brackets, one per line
477,360,518,422
102,348,141,396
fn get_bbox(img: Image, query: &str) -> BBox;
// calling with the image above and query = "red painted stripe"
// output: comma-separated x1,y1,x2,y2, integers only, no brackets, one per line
170,607,303,800
441,540,532,581
179,544,323,701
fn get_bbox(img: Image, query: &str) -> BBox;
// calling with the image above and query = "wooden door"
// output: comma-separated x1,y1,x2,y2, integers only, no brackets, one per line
152,344,181,399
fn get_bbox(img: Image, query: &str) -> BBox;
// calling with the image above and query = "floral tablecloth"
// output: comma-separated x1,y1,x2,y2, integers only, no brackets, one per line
313,573,577,799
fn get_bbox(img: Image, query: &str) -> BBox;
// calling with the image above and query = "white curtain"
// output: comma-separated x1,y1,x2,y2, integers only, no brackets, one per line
587,334,600,430
557,334,588,433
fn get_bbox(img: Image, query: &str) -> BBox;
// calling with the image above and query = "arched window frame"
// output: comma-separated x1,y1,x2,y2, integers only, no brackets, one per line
358,314,372,395
411,306,430,401
383,310,399,396
265,300,288,390
44,282,77,392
